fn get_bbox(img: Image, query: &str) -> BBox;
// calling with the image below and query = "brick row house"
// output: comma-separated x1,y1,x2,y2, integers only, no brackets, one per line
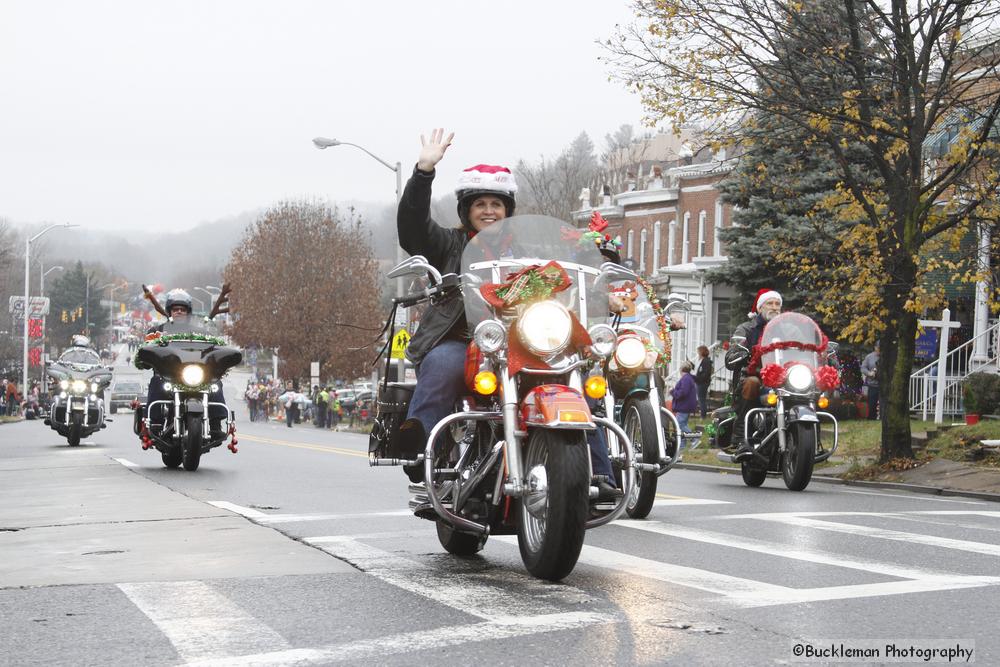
572,138,740,384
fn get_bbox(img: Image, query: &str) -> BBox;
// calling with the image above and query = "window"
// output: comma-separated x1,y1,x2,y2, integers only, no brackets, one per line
682,212,690,263
714,299,733,342
697,210,707,257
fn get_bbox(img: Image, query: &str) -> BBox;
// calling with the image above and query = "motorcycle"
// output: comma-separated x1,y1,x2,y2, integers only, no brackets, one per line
601,272,697,518
712,312,840,490
133,315,242,471
45,346,113,446
369,214,636,581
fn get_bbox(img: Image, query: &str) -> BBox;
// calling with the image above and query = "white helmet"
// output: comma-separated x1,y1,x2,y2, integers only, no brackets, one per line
454,164,517,227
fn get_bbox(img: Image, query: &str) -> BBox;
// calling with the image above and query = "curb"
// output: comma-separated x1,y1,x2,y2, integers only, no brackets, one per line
674,462,1000,503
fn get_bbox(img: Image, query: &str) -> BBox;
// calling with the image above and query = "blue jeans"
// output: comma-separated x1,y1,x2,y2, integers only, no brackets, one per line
676,412,691,433
407,340,614,485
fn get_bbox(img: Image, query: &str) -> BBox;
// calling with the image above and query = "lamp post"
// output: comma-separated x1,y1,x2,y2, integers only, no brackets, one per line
105,282,126,345
23,223,76,394
312,136,404,297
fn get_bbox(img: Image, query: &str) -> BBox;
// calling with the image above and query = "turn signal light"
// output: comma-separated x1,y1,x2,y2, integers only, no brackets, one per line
584,375,607,399
818,394,829,409
558,410,590,423
474,371,498,395
766,391,778,406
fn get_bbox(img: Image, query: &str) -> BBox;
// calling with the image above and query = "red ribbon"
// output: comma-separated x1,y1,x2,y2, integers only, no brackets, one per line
746,334,829,376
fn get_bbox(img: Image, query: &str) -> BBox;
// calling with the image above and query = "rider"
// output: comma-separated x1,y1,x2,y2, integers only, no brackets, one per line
144,289,227,437
724,288,782,461
394,128,620,499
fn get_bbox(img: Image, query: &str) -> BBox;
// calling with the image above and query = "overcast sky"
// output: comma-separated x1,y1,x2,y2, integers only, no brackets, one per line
0,1,648,231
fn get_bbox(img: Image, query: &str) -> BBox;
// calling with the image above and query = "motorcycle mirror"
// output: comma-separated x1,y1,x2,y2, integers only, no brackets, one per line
599,262,638,282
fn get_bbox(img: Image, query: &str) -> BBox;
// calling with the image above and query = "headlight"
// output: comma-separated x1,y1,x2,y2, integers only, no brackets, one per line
71,380,87,393
588,324,616,358
90,382,99,393
786,364,813,391
181,364,206,386
59,380,69,390
615,336,647,369
517,301,572,356
474,319,506,354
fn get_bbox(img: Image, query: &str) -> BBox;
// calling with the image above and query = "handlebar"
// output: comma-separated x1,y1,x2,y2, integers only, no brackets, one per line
392,273,460,308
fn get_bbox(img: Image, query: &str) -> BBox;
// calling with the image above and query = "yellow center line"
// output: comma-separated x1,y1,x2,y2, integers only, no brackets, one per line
239,433,369,458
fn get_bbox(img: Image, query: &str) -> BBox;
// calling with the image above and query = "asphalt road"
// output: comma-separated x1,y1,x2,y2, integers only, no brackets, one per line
1,353,998,666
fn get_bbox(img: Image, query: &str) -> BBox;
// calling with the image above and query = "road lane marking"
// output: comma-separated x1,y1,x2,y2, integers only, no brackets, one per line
653,493,732,506
613,519,971,581
838,489,988,504
208,501,410,523
112,458,139,468
305,536,597,620
237,433,367,458
732,513,1000,556
185,611,616,666
118,581,290,662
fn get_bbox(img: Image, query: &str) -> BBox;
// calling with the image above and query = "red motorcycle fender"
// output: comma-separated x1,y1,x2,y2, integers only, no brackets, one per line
519,384,594,429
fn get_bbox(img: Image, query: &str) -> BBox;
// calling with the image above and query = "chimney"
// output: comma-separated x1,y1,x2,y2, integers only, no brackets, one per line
602,184,612,208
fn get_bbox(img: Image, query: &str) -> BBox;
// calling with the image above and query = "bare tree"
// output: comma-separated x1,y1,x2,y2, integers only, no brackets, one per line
224,200,384,381
606,0,1000,460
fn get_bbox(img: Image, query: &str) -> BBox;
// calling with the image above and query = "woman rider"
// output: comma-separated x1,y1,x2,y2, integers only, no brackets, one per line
393,128,620,499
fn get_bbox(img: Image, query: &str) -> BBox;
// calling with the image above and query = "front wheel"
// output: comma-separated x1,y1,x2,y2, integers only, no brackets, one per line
436,520,487,556
622,398,660,519
182,413,203,471
67,422,81,447
782,423,816,491
517,429,589,581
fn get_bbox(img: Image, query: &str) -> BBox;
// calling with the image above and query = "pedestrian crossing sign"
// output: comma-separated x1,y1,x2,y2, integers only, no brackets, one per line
391,328,410,359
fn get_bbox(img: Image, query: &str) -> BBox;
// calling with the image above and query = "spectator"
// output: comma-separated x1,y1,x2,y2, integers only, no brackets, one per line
6,381,19,417
329,390,341,429
695,345,713,418
316,386,329,428
861,343,879,420
670,361,699,433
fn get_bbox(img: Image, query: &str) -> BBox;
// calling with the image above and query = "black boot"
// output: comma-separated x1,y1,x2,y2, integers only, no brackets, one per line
209,418,226,440
393,419,427,483
732,416,753,461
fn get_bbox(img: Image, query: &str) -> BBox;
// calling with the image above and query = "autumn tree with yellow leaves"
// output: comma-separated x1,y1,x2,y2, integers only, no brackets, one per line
606,0,1000,460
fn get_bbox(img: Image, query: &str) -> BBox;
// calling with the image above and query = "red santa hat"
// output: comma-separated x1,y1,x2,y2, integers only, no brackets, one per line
751,288,782,316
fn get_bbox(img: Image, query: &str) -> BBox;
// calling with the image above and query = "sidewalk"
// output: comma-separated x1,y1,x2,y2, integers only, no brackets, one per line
0,446,351,589
677,457,1000,501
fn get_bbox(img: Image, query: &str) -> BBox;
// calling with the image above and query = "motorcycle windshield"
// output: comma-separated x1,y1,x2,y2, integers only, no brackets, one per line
156,316,224,339
461,215,609,329
760,312,825,368
55,348,102,370
611,278,664,352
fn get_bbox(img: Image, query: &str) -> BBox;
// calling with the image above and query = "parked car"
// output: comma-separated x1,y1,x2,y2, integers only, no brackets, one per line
108,380,144,414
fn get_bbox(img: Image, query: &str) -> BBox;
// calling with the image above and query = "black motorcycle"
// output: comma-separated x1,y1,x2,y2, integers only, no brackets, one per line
45,347,113,446
134,317,241,471
712,312,840,491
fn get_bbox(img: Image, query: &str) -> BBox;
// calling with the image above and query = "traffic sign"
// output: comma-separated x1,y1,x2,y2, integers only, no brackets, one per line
390,328,410,359
8,296,50,317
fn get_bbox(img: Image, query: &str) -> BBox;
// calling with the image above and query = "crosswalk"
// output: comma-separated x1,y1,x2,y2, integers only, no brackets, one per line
112,498,1000,664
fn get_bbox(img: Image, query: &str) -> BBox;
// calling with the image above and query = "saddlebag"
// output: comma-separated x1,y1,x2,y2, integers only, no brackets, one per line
711,406,734,450
369,382,416,457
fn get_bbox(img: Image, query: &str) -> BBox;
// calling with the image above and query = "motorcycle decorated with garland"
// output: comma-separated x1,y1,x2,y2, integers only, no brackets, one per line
133,286,242,471
45,336,113,446
712,312,840,490
370,215,636,581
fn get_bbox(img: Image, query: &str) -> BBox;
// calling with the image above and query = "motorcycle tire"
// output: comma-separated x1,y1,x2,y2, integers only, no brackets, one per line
622,398,660,519
516,428,589,581
741,462,767,487
162,449,183,469
436,519,487,556
782,422,816,491
67,422,82,447
182,413,203,472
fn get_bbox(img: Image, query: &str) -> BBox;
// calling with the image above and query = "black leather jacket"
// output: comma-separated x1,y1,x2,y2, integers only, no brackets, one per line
724,313,768,374
397,166,470,365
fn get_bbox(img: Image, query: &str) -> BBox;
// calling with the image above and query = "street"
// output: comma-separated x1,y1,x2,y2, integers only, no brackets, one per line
1,357,998,666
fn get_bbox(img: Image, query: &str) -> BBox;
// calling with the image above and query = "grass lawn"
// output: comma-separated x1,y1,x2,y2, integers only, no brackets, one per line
678,415,1000,471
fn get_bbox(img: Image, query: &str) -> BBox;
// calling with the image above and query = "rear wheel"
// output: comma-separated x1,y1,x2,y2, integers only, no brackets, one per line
436,520,487,556
782,423,816,491
622,398,660,519
517,429,589,581
182,413,203,471
741,462,767,487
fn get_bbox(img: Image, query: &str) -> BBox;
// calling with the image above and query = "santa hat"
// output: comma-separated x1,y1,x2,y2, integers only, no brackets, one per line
454,164,518,196
751,288,782,316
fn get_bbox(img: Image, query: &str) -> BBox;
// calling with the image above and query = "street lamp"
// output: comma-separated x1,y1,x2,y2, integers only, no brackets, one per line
312,136,404,297
23,223,77,394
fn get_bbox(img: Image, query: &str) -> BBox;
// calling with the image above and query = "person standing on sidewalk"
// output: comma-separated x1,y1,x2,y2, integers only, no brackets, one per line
861,343,879,420
670,361,699,433
695,345,713,419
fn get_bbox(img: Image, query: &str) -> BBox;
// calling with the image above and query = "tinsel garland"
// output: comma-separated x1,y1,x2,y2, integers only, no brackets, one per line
635,276,673,366
133,332,228,370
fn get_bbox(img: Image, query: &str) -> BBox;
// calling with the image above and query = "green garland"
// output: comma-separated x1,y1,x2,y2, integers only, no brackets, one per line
132,332,227,370
495,267,563,305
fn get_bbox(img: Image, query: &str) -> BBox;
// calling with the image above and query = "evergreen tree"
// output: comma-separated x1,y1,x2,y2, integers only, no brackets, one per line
47,261,110,349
